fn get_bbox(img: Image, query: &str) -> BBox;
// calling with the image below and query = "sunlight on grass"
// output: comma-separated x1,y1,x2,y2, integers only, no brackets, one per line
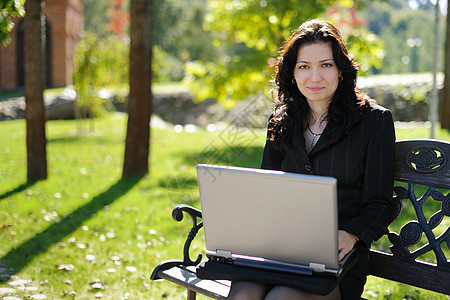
0,114,448,299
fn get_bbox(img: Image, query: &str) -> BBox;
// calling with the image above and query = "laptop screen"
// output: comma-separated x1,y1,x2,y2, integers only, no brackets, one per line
197,164,340,270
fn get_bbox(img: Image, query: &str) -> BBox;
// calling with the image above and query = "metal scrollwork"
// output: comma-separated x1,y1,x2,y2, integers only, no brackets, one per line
172,204,204,266
443,197,450,216
406,145,447,174
388,184,450,270
428,211,443,229
150,204,204,280
399,221,423,247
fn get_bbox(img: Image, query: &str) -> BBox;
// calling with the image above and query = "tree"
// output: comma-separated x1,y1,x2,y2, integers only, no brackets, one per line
24,0,47,181
0,0,25,45
440,3,450,129
122,0,153,177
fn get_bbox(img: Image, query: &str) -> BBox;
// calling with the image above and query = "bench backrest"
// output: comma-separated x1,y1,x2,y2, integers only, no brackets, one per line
369,139,450,294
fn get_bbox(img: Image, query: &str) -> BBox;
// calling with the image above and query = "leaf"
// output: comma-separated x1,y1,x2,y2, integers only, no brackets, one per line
86,254,96,262
57,264,75,271
0,223,13,232
125,266,137,273
91,283,104,289
89,280,105,290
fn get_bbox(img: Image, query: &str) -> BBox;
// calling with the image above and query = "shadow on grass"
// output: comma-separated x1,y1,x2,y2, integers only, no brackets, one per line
156,145,264,206
157,145,265,189
0,176,143,281
0,181,36,202
47,134,118,145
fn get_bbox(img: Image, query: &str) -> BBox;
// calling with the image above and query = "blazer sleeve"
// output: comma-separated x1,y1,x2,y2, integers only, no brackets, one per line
344,109,396,247
261,114,284,170
261,139,283,170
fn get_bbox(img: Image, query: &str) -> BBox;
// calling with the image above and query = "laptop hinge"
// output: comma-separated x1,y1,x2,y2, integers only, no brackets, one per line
309,262,326,272
216,249,233,259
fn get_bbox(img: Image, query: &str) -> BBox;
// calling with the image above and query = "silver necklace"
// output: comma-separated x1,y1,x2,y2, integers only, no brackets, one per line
308,126,322,149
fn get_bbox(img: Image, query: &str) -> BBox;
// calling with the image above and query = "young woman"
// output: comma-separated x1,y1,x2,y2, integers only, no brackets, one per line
227,19,396,300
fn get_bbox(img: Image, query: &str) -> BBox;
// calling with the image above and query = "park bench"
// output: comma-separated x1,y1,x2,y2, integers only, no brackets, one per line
151,139,450,299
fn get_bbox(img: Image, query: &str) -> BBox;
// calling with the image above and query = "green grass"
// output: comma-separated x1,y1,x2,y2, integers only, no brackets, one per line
0,114,449,299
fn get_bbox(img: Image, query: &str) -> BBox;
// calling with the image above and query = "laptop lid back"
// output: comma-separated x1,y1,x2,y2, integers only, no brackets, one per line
196,164,339,270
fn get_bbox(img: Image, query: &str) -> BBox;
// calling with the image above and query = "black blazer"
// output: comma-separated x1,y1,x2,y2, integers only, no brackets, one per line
261,105,396,248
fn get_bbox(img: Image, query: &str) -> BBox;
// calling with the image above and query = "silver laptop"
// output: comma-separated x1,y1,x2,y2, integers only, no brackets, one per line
197,164,351,277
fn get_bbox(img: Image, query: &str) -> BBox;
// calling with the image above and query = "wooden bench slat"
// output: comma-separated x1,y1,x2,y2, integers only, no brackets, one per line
369,250,450,295
156,265,230,299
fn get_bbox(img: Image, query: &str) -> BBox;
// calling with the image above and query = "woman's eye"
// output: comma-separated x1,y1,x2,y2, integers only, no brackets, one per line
322,63,333,68
298,65,308,69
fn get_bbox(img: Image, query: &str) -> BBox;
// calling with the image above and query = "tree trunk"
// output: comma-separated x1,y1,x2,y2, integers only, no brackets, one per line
122,0,153,177
441,2,450,130
24,0,47,182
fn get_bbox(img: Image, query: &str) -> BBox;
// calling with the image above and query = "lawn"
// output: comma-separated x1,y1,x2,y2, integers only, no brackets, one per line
0,113,449,299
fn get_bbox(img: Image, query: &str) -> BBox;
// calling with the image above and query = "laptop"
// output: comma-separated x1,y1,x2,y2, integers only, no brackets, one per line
196,164,353,277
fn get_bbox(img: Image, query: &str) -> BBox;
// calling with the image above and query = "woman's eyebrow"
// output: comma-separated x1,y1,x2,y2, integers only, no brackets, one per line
295,58,334,64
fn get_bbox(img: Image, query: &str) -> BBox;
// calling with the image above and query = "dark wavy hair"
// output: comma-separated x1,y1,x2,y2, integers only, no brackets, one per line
268,19,371,145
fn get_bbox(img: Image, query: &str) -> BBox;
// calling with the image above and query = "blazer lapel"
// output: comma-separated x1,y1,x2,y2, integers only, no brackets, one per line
309,121,346,156
291,114,309,157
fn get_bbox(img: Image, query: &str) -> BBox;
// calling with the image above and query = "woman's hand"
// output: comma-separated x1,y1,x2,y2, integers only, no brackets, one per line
338,230,358,261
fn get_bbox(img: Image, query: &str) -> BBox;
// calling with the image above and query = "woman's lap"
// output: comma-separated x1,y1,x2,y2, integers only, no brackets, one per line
227,244,370,300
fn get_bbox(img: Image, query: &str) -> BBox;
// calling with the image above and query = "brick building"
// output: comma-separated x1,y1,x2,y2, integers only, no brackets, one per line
0,0,84,90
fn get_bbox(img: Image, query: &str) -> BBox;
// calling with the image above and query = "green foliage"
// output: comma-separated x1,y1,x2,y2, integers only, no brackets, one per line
184,46,271,108
73,31,129,117
81,0,109,36
153,45,186,82
0,0,25,45
186,0,385,103
154,0,218,63
346,28,385,74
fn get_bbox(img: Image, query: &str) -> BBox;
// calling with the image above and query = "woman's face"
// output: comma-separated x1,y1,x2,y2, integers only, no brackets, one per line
293,42,340,106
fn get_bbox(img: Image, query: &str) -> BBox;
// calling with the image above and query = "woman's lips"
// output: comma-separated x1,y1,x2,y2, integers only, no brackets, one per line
307,86,324,92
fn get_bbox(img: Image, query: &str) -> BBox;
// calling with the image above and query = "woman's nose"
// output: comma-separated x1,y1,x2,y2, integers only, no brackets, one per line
310,68,322,82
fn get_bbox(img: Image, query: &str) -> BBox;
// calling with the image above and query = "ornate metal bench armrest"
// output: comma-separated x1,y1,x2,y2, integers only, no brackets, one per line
172,204,204,266
151,204,203,280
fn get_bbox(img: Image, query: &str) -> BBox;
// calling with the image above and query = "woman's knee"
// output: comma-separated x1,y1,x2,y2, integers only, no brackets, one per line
227,281,270,300
264,286,310,300
264,286,341,300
